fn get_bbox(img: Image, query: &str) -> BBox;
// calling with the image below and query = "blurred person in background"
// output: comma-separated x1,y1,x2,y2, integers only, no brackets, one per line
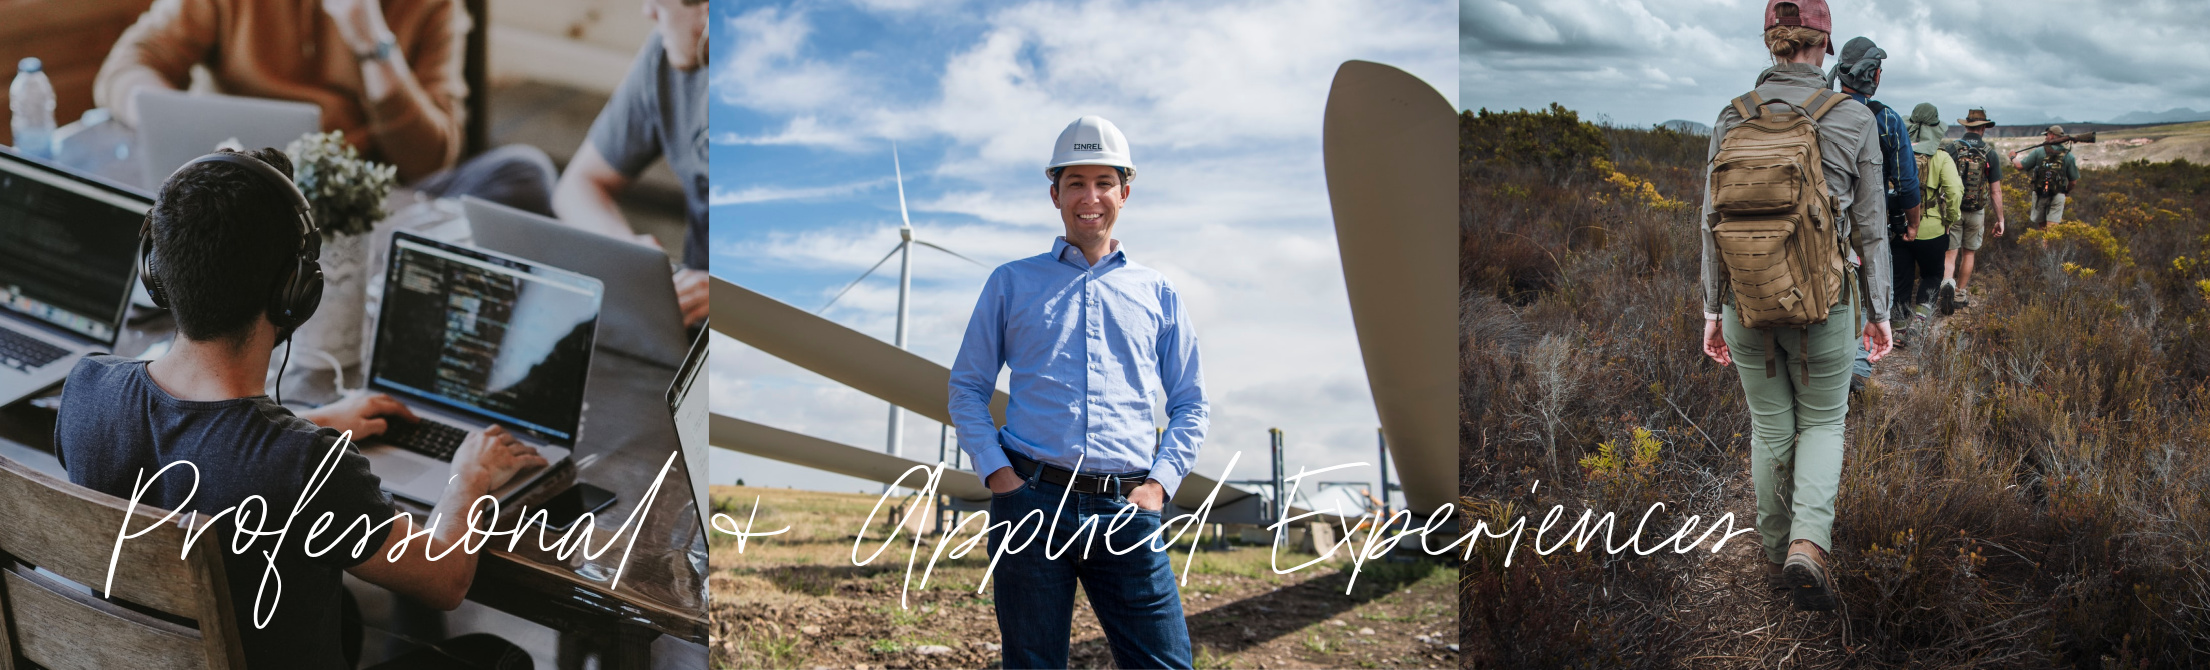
550,0,709,328
96,0,558,215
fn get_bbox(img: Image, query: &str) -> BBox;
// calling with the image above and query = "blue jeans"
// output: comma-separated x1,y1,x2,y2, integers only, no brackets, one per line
1853,298,1871,379
988,468,1192,669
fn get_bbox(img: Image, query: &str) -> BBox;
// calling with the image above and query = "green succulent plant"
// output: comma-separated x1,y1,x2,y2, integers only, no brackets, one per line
284,130,395,238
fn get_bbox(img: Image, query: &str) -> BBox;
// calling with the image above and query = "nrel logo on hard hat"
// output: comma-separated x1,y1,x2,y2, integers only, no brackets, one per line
1047,116,1136,182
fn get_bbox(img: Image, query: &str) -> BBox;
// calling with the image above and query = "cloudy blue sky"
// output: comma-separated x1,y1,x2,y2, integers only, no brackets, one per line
706,0,1456,496
1460,0,2210,128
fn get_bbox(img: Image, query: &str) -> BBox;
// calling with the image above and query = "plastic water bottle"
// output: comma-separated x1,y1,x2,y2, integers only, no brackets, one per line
10,57,56,160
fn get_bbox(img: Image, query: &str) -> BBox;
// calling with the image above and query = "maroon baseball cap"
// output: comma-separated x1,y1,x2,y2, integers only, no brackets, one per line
1764,0,1835,54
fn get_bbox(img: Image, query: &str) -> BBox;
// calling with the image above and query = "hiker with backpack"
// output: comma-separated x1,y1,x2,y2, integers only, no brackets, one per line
1939,109,2007,312
1825,36,1917,388
2017,125,2081,226
1900,104,1963,319
1697,0,1893,613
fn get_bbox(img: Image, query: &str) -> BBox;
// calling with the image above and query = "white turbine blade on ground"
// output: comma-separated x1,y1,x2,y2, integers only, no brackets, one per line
1322,60,1456,514
716,275,1005,425
713,410,1258,508
710,275,1248,510
911,239,988,268
819,243,905,313
712,413,992,501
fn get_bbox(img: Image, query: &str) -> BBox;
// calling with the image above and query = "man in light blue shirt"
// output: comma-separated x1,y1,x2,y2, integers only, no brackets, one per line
948,116,1206,669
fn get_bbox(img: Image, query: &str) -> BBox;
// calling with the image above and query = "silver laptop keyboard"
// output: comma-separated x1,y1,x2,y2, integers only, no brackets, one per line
383,419,470,461
0,328,69,372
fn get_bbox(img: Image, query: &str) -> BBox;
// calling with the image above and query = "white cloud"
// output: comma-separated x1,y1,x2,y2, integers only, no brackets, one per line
711,7,862,113
711,116,867,151
708,177,891,206
1460,0,2210,126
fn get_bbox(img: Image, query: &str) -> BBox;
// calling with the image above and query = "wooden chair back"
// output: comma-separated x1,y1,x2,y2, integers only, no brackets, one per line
0,454,243,669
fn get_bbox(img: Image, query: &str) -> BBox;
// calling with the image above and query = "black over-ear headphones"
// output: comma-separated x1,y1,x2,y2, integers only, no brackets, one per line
139,151,324,331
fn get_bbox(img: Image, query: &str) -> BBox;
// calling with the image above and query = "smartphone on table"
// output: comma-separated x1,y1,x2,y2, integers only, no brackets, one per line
537,483,619,532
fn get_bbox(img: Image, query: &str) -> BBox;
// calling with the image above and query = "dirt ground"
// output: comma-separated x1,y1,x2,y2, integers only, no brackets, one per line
1638,285,1992,668
706,486,1459,669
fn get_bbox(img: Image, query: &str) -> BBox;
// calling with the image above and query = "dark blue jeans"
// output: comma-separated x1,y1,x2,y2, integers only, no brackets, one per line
988,469,1192,669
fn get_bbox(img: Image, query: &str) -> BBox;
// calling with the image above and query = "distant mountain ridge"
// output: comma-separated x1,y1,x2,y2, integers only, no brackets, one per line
2106,108,2210,125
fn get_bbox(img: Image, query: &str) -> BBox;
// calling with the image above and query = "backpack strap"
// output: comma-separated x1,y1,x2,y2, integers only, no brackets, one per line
1799,327,1811,386
1763,329,1777,379
1732,91,1764,121
1803,89,1847,121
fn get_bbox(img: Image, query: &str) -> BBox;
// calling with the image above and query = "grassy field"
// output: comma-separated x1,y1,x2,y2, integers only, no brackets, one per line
1459,105,2210,668
706,485,1458,669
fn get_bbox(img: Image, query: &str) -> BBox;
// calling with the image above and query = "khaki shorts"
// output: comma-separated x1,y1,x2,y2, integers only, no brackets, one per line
1950,209,1985,251
2031,192,2067,225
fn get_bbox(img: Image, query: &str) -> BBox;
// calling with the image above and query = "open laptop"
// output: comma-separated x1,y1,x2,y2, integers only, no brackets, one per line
0,147,146,407
359,232,602,505
667,320,710,527
132,88,320,190
463,196,689,369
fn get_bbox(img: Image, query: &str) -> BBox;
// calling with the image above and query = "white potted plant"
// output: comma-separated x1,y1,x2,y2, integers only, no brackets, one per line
284,130,394,376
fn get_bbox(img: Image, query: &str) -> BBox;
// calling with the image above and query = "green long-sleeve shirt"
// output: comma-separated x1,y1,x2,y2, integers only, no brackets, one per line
1917,148,1962,240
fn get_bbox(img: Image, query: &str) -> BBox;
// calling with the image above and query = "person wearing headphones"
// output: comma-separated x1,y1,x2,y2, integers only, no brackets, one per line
53,148,543,670
948,116,1209,669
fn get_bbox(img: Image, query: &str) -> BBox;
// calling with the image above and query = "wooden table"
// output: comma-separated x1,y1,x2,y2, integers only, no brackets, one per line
0,149,709,667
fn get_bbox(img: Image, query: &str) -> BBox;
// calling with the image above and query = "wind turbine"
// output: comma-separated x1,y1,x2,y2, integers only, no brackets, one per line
819,144,985,475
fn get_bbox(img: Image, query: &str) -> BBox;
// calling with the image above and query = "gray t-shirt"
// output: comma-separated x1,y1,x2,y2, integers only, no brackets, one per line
55,356,396,670
587,33,710,270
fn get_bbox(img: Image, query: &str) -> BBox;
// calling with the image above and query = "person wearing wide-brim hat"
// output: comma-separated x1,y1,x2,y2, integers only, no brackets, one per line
1942,108,2006,311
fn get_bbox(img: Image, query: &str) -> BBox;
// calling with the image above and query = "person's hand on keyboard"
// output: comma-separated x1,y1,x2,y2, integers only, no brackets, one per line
451,425,549,493
301,393,419,439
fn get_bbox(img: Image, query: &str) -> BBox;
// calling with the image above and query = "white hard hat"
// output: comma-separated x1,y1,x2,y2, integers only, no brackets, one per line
1045,116,1135,182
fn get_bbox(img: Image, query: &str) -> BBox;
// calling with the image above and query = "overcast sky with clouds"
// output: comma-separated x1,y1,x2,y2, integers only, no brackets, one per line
707,0,1455,496
1460,0,2210,128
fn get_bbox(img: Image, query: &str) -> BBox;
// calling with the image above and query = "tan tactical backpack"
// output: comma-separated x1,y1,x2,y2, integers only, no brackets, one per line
1708,89,1851,378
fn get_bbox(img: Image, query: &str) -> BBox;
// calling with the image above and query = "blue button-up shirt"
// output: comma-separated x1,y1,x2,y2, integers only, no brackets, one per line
948,237,1209,497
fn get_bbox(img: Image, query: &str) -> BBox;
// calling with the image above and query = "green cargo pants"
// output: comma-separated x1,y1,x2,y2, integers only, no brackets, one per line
1720,297,1854,564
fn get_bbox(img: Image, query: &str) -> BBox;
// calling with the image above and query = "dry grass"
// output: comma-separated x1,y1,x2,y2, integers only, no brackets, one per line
707,486,1460,669
1459,106,2210,668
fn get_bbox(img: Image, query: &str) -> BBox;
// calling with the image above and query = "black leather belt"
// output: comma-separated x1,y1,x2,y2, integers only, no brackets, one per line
1007,449,1148,497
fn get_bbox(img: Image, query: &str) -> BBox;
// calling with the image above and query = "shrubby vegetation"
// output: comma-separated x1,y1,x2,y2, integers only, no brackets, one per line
1459,106,2210,668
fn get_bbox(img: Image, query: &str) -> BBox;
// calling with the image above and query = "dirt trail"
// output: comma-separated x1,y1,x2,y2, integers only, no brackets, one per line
1652,280,1991,669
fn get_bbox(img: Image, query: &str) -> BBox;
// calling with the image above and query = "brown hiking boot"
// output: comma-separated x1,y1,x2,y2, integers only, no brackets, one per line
1784,540,1837,611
